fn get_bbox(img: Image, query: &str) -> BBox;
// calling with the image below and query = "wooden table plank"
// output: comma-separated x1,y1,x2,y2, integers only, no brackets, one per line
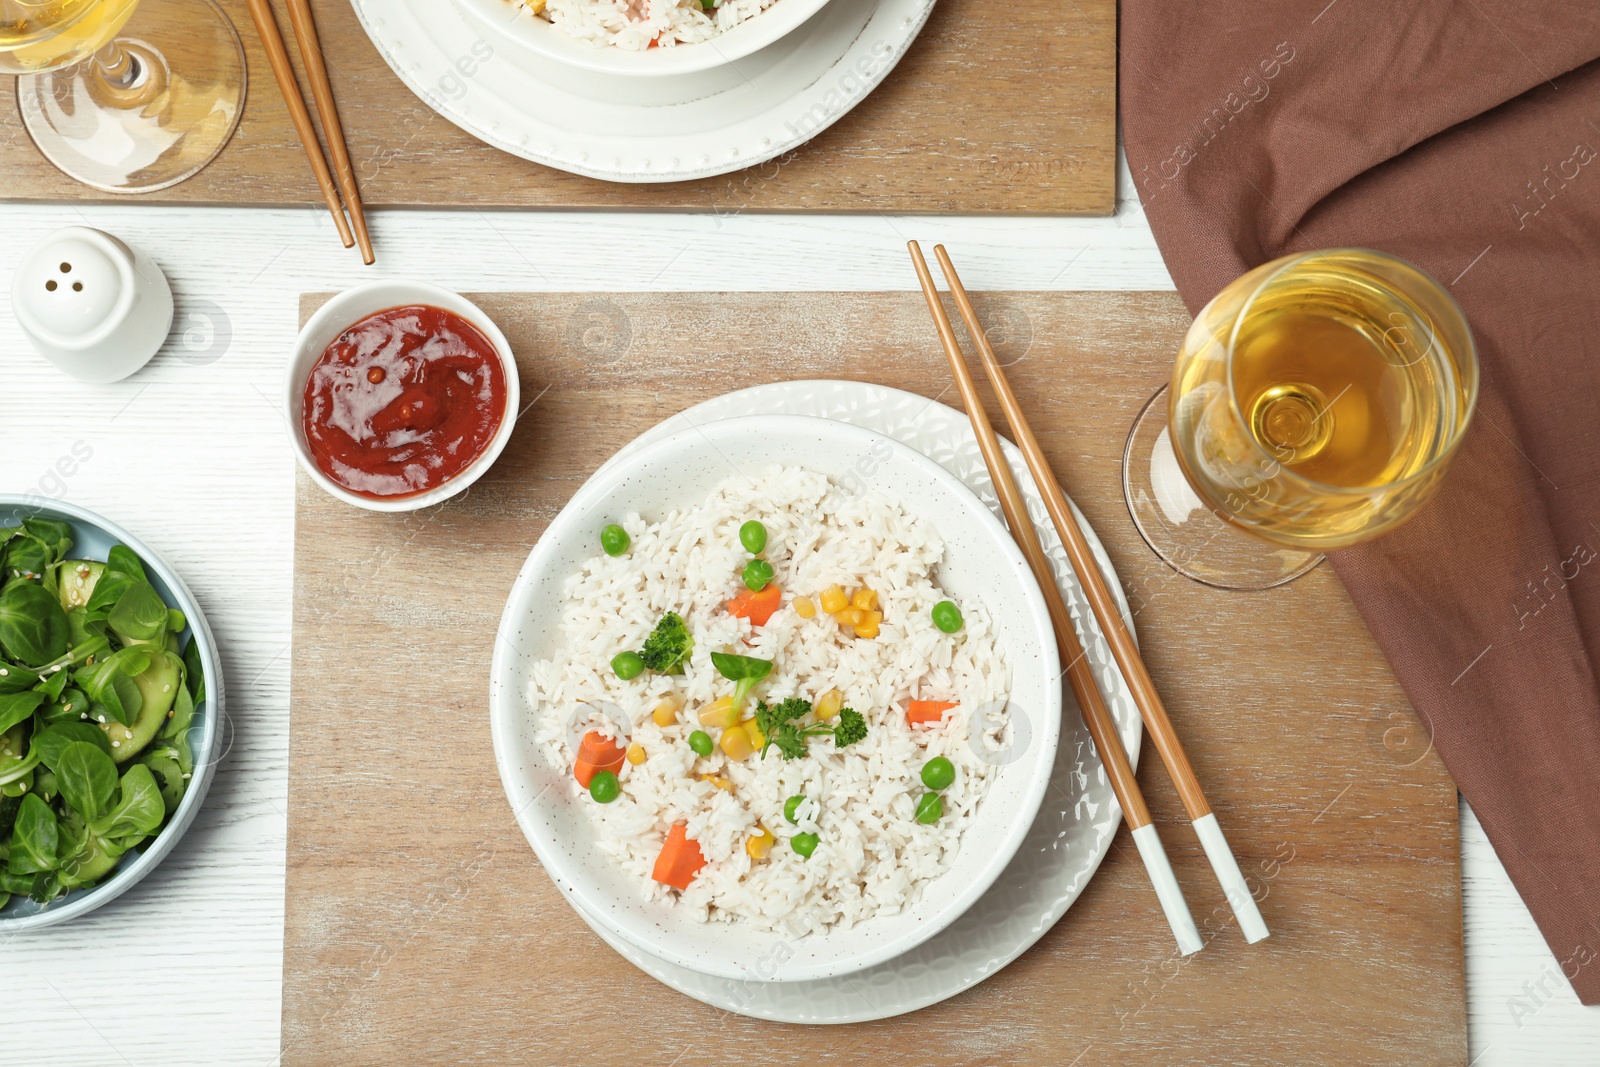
283,291,1465,1065
0,0,1115,213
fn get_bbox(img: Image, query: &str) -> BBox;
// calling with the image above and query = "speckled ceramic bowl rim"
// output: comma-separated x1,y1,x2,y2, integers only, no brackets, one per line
490,414,1061,983
284,281,520,513
0,497,224,931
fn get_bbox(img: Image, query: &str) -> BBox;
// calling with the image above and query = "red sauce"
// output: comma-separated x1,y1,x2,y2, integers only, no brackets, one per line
302,305,507,499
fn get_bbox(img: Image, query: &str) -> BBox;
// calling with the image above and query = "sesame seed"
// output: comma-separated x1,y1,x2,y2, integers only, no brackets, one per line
163,684,171,692
112,741,121,748
0,669,7,676
97,715,106,723
182,773,191,779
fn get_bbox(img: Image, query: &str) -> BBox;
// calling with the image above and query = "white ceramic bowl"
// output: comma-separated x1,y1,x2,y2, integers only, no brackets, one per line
284,281,520,513
456,0,834,78
0,498,224,931
489,414,1061,983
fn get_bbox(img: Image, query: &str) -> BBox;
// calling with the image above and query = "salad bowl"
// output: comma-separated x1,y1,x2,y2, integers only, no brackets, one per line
0,498,224,931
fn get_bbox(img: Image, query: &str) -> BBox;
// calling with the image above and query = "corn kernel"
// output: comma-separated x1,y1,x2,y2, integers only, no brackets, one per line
697,696,739,728
720,724,755,761
742,717,766,752
747,827,775,860
839,606,865,627
793,595,816,619
814,688,844,721
819,584,848,614
854,621,880,639
852,587,877,611
651,695,681,727
625,742,647,765
697,773,733,792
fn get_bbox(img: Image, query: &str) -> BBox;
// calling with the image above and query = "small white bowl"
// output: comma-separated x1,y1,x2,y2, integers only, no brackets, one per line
490,415,1061,983
284,281,520,512
456,0,833,78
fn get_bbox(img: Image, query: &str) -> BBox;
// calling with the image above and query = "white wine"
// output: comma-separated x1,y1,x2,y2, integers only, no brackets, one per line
0,0,139,74
1169,249,1476,551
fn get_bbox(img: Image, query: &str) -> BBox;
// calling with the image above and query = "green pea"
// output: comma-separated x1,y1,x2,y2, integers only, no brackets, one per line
688,730,713,757
915,793,944,824
791,832,819,859
600,524,630,557
611,651,645,680
742,558,775,592
931,600,964,634
739,520,768,554
784,794,806,824
589,770,620,803
921,756,955,791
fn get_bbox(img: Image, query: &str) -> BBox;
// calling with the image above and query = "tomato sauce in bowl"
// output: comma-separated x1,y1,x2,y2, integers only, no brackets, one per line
301,305,508,499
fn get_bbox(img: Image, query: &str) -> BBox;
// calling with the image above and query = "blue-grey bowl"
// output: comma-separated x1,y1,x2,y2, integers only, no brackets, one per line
0,496,223,930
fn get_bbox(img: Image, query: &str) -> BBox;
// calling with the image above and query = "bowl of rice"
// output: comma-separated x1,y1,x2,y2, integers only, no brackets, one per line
490,414,1062,982
466,0,836,77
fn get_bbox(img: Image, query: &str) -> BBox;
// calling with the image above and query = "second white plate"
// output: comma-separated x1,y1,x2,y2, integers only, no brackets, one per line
351,0,934,182
561,380,1143,1022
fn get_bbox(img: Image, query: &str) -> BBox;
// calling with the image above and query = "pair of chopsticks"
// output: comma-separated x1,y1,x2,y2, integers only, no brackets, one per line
244,0,374,264
909,241,1269,955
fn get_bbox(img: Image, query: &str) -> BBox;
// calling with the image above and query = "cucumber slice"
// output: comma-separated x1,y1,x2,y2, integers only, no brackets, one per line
100,651,181,763
57,560,104,611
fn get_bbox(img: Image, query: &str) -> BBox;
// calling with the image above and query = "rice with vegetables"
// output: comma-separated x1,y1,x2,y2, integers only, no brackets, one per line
530,466,1011,933
526,0,782,51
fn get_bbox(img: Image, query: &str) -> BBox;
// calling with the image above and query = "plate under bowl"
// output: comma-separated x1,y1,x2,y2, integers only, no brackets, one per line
490,414,1061,983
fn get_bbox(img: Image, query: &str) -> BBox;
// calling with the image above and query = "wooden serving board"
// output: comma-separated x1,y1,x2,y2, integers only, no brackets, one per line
0,0,1115,213
283,291,1466,1065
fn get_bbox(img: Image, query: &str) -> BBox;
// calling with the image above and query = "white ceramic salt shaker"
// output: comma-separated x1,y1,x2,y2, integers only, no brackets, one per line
11,225,174,384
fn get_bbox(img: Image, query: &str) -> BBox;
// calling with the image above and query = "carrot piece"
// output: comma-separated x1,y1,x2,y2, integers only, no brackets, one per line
727,583,782,627
574,730,626,788
651,822,707,890
906,700,958,726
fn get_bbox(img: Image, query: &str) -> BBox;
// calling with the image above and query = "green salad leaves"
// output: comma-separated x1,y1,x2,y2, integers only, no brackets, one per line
0,519,203,908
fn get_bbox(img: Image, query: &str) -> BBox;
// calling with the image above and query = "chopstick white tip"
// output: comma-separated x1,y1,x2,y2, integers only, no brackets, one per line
1132,823,1204,955
1193,813,1270,943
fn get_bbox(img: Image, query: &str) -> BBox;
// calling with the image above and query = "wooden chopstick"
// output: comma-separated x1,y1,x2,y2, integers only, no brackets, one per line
929,243,1270,945
241,0,356,252
282,0,374,264
907,241,1203,957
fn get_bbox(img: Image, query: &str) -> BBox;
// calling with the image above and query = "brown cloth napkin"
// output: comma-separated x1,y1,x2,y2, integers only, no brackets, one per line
1120,2,1600,1002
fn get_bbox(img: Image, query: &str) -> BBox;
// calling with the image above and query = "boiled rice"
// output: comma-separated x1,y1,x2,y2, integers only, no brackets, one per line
530,466,1011,932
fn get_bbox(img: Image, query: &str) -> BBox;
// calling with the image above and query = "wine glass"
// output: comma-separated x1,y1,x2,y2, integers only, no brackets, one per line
1,0,246,192
1122,248,1478,590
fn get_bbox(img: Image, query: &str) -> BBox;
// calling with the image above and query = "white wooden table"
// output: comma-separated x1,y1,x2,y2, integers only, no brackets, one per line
1,162,1595,1065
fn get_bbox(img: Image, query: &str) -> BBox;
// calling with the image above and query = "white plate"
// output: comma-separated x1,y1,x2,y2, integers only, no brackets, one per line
490,414,1062,983
556,380,1143,1021
350,0,933,182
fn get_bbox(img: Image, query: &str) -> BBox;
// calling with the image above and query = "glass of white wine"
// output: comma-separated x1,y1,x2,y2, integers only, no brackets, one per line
1,0,245,192
1122,248,1478,590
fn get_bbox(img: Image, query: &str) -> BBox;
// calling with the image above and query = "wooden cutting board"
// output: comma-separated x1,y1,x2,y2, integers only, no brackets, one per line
0,0,1114,213
283,291,1466,1065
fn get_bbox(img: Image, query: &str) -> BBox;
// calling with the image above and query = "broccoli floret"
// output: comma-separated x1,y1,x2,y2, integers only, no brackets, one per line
638,612,693,674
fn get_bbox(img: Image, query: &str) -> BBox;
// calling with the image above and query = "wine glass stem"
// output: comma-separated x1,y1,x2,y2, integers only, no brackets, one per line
95,40,142,89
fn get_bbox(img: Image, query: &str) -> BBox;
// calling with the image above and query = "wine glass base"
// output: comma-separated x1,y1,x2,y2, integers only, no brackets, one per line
17,0,246,193
1122,385,1323,591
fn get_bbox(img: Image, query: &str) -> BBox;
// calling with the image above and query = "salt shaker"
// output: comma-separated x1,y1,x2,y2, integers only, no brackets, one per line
11,226,174,384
